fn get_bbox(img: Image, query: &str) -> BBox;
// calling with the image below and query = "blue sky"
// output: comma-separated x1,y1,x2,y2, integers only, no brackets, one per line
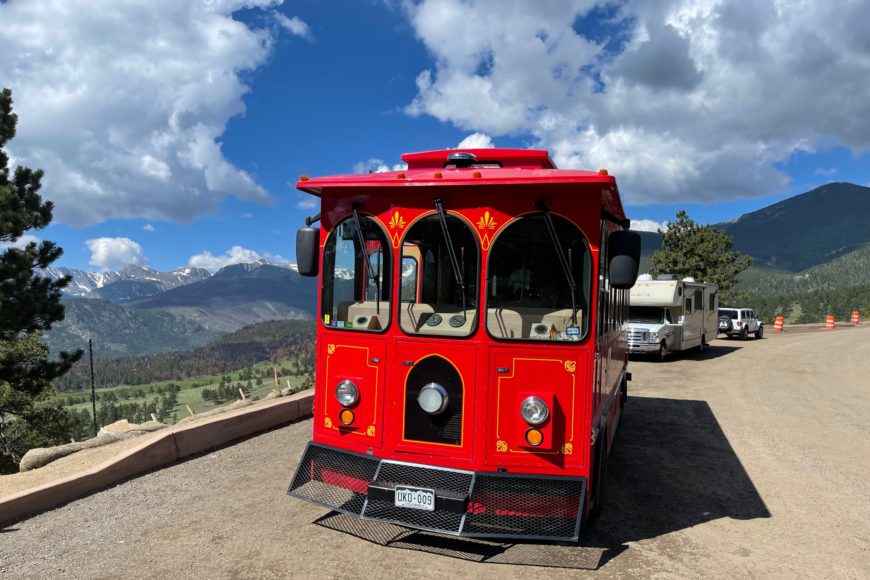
1,0,868,272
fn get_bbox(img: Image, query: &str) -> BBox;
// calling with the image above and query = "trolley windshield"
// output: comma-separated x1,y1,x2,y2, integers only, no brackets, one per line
486,214,592,341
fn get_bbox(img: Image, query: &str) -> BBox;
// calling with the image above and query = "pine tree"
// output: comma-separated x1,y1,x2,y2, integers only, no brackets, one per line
0,88,82,471
650,210,752,304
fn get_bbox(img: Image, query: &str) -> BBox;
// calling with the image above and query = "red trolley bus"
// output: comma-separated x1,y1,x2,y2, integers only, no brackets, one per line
288,148,641,541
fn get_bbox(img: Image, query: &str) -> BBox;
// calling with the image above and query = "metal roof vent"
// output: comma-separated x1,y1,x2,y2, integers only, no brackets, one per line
446,152,477,167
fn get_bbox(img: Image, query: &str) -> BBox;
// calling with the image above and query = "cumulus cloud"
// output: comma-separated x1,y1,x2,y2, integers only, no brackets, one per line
85,237,146,270
0,0,309,226
456,133,495,149
631,219,669,233
401,0,870,204
352,159,407,174
143,224,155,232
0,234,41,251
188,245,293,272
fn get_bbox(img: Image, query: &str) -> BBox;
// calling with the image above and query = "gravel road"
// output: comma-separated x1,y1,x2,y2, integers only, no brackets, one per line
2,326,869,579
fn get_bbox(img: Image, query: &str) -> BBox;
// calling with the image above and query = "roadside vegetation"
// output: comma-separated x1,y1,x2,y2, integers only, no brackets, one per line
52,355,314,438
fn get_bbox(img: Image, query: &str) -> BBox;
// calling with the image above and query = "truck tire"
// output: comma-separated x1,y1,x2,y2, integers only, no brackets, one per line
718,316,732,338
588,436,608,521
755,325,763,339
740,327,748,341
656,341,668,361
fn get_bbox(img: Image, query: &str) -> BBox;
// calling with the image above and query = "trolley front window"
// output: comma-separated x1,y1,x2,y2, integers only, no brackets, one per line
486,214,591,341
321,215,391,331
399,213,479,337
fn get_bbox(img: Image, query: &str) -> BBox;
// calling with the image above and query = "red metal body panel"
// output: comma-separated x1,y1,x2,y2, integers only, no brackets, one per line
301,148,631,507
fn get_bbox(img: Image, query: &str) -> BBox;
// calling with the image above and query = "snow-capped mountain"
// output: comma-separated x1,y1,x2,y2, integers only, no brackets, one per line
41,265,211,301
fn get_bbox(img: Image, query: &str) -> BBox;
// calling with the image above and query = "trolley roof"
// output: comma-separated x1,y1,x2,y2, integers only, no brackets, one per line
295,148,618,197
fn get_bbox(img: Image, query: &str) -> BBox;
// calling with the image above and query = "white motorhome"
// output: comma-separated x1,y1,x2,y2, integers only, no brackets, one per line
626,275,718,360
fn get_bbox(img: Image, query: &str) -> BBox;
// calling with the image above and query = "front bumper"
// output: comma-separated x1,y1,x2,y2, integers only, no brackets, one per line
288,441,586,541
628,341,659,354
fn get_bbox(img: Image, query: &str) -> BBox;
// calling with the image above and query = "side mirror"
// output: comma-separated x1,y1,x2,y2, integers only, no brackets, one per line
296,226,320,277
608,230,641,289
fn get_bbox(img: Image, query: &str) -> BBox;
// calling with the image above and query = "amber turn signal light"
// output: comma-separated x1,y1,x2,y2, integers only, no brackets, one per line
525,428,544,447
339,409,355,426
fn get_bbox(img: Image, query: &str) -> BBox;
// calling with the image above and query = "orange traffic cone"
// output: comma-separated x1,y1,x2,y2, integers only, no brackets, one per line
852,310,860,325
825,315,835,329
773,316,784,331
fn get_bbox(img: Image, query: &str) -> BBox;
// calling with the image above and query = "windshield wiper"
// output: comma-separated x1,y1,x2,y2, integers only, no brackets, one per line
351,204,380,314
534,200,578,326
433,198,466,320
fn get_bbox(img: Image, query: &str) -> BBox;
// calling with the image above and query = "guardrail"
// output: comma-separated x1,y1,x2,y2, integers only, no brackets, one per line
0,390,313,527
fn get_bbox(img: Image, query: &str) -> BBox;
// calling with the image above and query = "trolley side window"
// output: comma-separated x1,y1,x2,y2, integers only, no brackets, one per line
486,214,592,341
321,215,391,332
399,214,479,337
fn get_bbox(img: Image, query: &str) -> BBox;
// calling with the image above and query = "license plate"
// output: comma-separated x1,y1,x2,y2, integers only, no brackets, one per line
394,486,435,511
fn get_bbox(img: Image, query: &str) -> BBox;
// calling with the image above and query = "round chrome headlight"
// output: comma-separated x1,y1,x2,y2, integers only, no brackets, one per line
417,383,449,415
335,380,359,407
521,396,549,425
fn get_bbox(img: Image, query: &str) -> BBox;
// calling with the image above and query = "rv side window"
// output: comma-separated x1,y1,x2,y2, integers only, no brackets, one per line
685,298,693,314
709,293,716,310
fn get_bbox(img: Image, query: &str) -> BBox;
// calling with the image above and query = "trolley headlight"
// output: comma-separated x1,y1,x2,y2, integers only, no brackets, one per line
335,380,359,407
417,383,449,415
521,396,549,425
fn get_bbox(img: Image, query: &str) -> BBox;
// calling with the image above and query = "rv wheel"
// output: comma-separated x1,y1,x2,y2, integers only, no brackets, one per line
656,341,668,362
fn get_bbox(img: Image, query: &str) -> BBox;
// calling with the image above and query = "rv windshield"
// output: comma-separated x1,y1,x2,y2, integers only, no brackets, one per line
629,306,666,324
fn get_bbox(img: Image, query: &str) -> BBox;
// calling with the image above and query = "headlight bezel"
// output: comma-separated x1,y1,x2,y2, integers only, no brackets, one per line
520,396,550,425
417,382,449,415
335,380,360,407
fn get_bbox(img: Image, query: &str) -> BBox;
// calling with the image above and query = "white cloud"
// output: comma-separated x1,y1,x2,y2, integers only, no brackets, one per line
814,167,837,177
240,212,253,219
273,11,313,40
352,158,407,174
188,245,294,272
631,219,669,233
402,0,870,204
143,224,155,232
0,234,41,251
85,237,146,270
297,197,319,210
0,0,307,226
456,133,495,149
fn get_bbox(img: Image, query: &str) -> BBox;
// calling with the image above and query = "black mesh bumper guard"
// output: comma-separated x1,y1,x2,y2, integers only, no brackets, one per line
288,442,586,541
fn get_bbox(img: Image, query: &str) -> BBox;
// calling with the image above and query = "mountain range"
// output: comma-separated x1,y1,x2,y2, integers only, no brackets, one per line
41,264,211,301
45,261,317,358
